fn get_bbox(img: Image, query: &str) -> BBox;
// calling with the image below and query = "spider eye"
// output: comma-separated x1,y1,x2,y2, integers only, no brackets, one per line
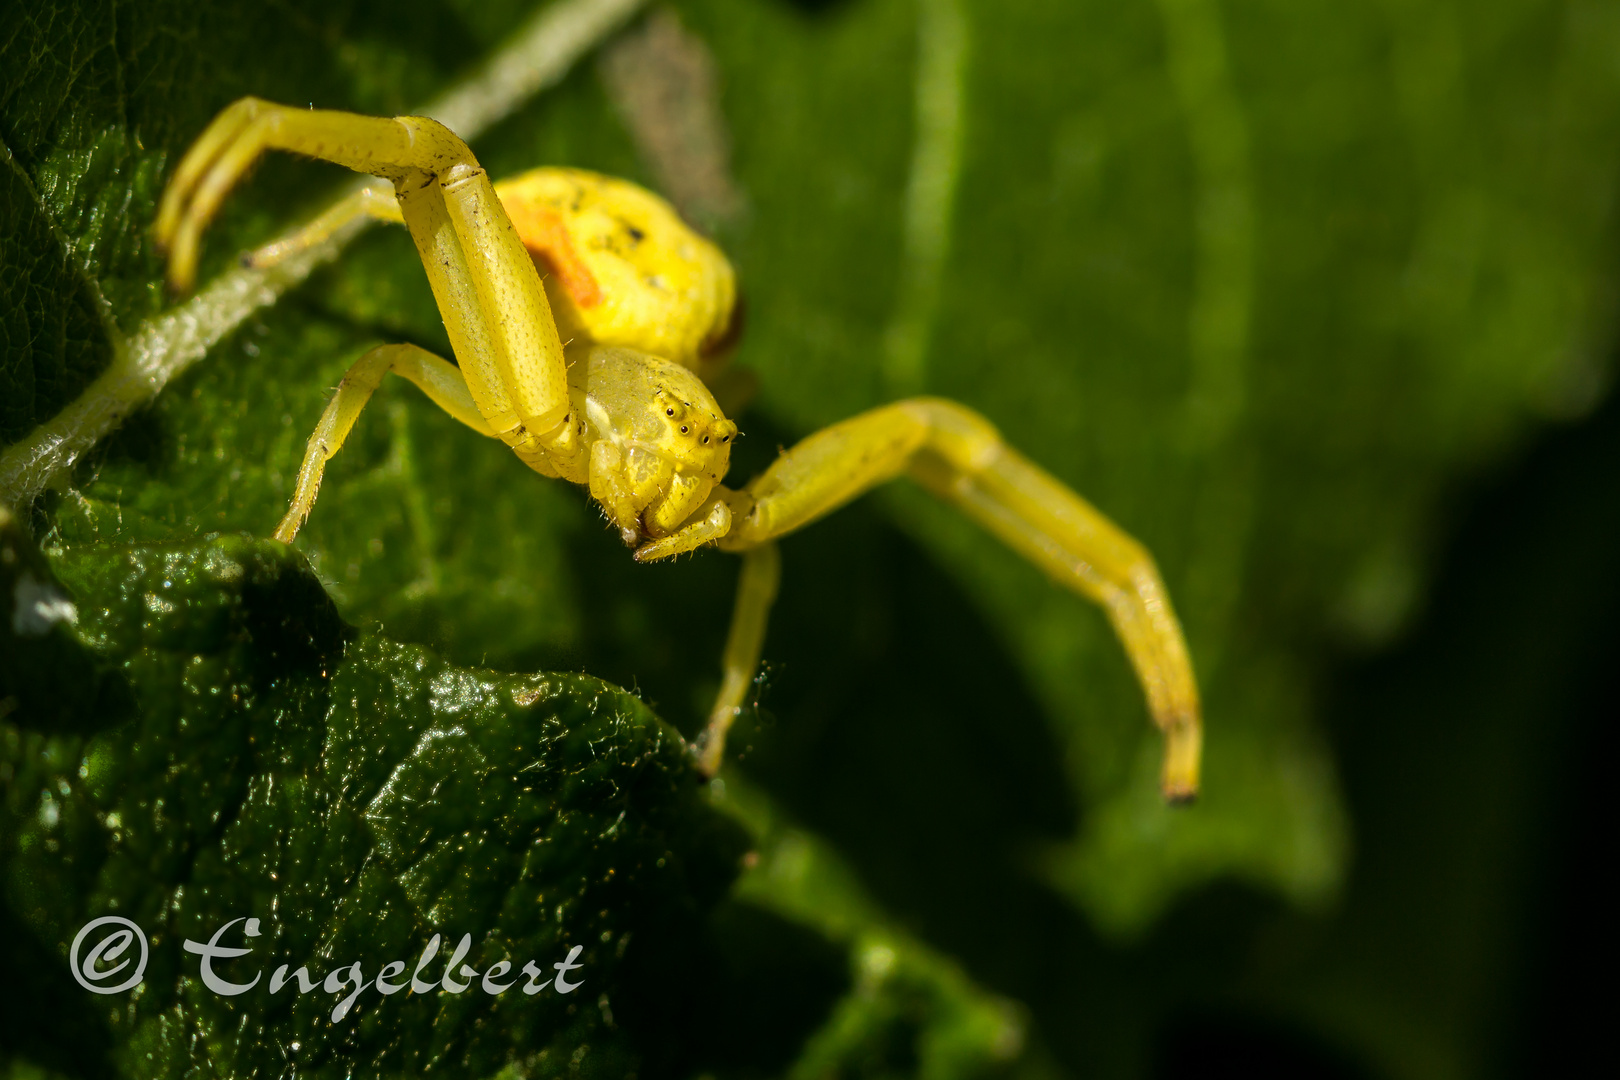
665,408,675,416
680,425,689,434
702,435,709,444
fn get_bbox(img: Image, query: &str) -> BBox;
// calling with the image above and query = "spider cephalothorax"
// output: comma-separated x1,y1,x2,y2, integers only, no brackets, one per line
576,346,737,544
155,96,1203,797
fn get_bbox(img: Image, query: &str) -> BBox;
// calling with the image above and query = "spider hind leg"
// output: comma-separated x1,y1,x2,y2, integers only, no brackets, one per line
715,398,1201,800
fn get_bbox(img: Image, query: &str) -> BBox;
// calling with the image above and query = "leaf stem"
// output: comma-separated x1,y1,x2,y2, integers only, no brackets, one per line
881,0,969,398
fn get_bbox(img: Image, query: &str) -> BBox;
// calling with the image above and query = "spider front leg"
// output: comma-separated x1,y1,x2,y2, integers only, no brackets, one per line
274,344,496,542
242,182,402,270
155,97,587,490
706,399,1202,801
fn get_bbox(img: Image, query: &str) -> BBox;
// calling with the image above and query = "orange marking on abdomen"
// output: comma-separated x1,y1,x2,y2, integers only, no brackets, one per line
503,197,604,309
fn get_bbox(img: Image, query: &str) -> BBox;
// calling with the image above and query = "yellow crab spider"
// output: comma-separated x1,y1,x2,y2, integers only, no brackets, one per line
153,97,1203,801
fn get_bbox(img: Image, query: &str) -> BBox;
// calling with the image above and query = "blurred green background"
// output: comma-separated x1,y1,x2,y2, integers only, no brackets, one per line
2,0,1616,1076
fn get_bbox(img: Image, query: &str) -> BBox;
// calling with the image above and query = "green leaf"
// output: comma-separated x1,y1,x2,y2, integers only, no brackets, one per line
4,3,1037,1075
4,0,1620,1075
671,0,1620,930
0,142,114,445
1,522,747,1078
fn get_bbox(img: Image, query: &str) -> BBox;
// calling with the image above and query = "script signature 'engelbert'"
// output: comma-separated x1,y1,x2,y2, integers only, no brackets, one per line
70,915,584,1022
